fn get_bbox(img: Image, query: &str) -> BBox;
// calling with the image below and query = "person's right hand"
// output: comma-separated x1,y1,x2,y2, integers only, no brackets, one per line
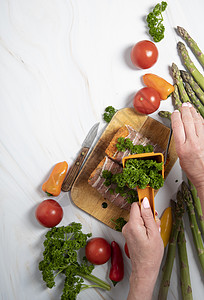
122,198,164,300
171,103,204,191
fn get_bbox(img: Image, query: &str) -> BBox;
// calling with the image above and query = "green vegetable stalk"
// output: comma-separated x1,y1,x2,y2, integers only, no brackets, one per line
185,83,204,118
103,106,118,123
181,182,204,274
177,42,204,90
158,110,172,120
177,26,204,69
158,191,185,300
188,179,204,238
177,220,193,300
146,1,168,42
172,84,182,109
180,70,204,106
171,63,190,103
39,223,111,300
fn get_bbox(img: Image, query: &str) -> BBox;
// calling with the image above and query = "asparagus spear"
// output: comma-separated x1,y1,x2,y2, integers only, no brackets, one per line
177,42,204,90
181,70,204,105
158,192,185,300
181,181,204,274
177,220,193,300
185,83,204,118
172,84,182,109
158,111,172,120
177,26,204,69
171,63,190,103
188,179,204,238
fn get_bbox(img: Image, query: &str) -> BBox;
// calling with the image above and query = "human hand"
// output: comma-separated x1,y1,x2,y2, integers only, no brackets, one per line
122,198,164,300
171,103,204,191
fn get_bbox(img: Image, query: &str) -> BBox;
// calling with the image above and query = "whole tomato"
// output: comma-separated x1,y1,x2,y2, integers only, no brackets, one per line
131,40,158,69
133,87,161,115
35,199,63,228
85,237,111,265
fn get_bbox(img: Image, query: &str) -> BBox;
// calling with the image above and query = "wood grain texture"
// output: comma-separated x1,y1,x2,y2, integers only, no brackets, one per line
62,147,89,191
71,108,178,229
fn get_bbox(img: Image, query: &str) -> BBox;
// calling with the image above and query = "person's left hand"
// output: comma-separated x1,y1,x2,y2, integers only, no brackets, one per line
122,197,164,300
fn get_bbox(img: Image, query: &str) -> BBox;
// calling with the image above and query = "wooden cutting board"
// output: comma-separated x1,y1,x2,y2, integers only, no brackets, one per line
71,108,177,229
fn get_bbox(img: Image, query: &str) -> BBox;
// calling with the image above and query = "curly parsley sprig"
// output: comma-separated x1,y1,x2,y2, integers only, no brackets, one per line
39,223,111,300
103,106,118,123
146,1,168,42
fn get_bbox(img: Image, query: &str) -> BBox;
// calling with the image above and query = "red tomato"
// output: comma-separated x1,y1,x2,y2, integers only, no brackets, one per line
133,87,161,115
35,199,63,228
124,243,130,259
85,237,111,265
131,40,158,69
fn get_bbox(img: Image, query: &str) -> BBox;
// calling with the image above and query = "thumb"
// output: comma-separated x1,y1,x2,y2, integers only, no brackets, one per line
141,197,158,235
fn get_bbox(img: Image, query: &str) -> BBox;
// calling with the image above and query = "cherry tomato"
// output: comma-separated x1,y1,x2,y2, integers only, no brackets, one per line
131,40,158,69
124,243,130,259
35,199,63,228
133,87,161,115
85,237,111,265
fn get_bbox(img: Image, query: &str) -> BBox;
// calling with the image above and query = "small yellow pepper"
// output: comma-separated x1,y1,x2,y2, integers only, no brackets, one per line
160,207,173,247
143,73,175,100
42,161,68,196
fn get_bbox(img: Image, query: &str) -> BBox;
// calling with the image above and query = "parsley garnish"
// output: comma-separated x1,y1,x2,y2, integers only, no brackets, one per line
39,223,111,299
103,159,164,191
102,170,138,204
103,106,118,123
146,1,168,42
116,137,154,154
111,217,127,232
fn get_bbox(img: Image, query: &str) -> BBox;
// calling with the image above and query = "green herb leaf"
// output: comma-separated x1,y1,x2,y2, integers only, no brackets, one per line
146,1,167,42
39,223,110,299
103,106,118,123
111,217,127,232
116,137,154,154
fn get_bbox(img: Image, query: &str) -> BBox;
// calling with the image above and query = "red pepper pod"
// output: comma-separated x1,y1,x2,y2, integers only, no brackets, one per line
109,241,124,286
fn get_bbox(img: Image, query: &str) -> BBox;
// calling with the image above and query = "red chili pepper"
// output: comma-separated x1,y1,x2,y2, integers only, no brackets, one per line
109,241,124,286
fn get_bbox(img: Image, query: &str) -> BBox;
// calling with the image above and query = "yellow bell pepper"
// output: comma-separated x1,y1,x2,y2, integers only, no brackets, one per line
143,73,175,100
160,207,173,247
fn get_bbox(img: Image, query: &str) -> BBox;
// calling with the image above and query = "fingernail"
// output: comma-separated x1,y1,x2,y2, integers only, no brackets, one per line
187,102,192,107
155,210,158,216
182,102,189,107
142,197,150,209
159,226,161,233
174,109,180,113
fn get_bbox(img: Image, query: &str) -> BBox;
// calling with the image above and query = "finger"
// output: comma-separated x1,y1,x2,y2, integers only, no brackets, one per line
171,110,185,146
140,197,158,237
128,202,141,221
155,216,161,233
180,103,196,140
126,202,144,228
190,106,204,138
122,202,144,237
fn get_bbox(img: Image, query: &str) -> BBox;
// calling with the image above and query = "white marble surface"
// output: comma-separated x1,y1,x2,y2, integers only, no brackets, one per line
0,0,204,299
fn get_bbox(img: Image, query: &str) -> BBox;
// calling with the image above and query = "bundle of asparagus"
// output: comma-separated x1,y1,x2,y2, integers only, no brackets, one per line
158,191,185,300
158,26,204,121
181,181,204,274
158,27,204,300
158,181,204,300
